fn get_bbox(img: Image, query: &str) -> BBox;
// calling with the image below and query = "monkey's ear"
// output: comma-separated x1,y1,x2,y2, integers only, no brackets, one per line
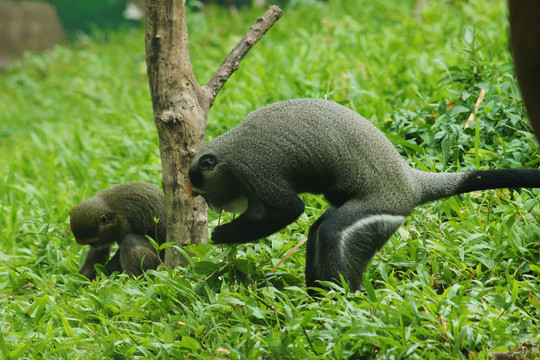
199,154,217,172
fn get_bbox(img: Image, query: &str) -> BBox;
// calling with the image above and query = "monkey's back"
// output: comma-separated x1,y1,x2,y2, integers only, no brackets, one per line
98,182,165,239
207,99,421,213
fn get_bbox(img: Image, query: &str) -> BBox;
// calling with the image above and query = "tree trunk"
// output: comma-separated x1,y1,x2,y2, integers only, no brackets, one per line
145,0,209,267
145,0,282,267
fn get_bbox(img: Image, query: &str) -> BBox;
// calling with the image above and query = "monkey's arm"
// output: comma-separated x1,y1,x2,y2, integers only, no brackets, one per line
79,247,111,280
212,194,305,244
119,233,162,276
305,201,405,295
104,251,123,276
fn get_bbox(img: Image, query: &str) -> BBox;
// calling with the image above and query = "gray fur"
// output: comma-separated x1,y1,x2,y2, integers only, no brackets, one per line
189,98,540,294
195,99,422,214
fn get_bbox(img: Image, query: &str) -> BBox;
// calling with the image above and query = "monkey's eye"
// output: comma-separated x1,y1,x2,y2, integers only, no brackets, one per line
199,154,217,172
99,213,113,225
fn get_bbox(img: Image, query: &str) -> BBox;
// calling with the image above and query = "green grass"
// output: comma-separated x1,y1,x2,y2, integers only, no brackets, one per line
1,0,539,358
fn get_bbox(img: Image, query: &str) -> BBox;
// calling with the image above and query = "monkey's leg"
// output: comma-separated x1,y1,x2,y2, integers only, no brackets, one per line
119,233,161,276
79,247,110,280
305,206,337,291
211,194,305,244
305,201,405,295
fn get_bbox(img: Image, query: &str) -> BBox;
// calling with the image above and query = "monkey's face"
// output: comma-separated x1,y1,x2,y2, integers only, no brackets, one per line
188,153,248,214
70,199,123,248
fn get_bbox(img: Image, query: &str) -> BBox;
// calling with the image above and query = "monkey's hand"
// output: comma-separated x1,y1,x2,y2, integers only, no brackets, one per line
211,224,242,244
211,217,270,244
78,247,110,280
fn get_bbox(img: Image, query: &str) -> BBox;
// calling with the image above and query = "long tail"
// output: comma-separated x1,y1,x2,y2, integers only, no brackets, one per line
413,169,540,205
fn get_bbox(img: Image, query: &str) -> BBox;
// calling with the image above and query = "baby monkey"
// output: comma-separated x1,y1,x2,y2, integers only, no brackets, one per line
70,182,166,280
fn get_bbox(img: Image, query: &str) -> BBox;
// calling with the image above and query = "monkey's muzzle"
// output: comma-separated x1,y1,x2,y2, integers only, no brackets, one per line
186,181,201,198
74,236,99,246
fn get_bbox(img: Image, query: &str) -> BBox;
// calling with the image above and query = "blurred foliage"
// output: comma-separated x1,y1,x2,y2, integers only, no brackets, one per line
189,0,326,10
7,0,133,34
4,0,323,35
47,0,131,34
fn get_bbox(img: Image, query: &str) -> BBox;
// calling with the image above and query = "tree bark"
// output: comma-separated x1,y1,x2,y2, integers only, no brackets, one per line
145,0,282,267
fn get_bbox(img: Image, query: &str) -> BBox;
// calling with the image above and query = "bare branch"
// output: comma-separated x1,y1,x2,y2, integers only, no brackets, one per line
203,5,283,108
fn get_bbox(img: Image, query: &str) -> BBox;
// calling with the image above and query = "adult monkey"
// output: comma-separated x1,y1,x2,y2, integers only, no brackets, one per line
188,99,540,294
509,0,540,142
70,182,166,280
